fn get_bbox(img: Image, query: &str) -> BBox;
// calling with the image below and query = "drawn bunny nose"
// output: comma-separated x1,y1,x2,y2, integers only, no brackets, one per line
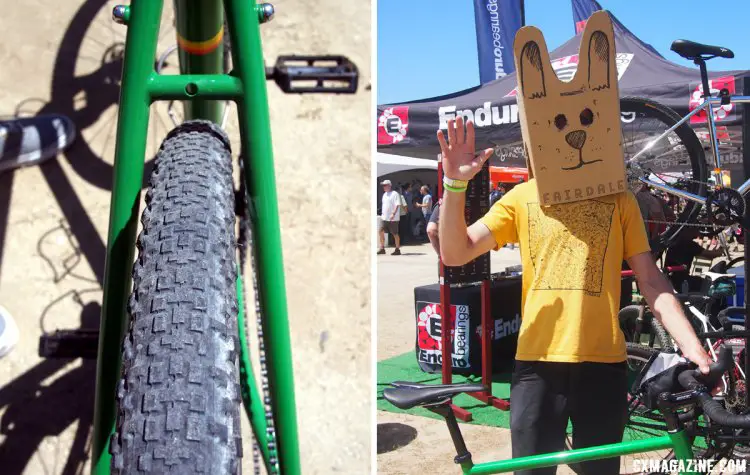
565,130,587,150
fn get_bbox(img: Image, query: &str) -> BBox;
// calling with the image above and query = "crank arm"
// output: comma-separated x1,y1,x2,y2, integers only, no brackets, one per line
39,329,99,359
266,55,358,94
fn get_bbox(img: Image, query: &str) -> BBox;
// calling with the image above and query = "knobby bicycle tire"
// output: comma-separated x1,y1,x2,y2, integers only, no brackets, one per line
110,121,242,474
620,97,708,251
619,304,675,350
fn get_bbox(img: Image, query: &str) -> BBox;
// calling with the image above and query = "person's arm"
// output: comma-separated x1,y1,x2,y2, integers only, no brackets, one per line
694,240,724,260
426,221,440,254
389,194,399,221
435,117,498,266
621,192,711,373
627,252,711,373
439,191,497,265
698,248,724,260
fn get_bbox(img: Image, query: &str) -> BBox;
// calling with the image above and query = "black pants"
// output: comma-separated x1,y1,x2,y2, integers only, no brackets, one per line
510,360,628,475
398,214,412,243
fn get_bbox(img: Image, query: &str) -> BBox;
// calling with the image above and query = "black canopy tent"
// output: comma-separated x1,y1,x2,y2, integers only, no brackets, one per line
377,11,750,175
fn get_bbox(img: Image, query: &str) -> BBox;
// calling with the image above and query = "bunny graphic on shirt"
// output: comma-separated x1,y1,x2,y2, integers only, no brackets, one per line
513,10,627,206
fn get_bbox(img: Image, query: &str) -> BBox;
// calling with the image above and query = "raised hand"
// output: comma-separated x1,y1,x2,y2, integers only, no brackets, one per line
436,116,494,181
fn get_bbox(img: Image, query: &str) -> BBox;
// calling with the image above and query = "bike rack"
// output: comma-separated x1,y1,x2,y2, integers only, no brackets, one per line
436,157,510,422
741,77,750,409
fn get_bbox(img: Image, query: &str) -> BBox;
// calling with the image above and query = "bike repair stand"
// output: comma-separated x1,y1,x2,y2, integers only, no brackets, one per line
437,155,510,423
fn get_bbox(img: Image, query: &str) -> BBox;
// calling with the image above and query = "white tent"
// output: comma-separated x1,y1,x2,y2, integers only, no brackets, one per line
377,152,436,177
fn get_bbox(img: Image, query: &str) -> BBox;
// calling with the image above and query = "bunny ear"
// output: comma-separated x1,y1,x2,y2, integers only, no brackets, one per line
519,41,546,99
514,26,552,100
579,10,616,91
588,31,611,90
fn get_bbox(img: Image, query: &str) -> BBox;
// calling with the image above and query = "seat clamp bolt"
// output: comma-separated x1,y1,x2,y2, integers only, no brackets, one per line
112,5,130,25
258,3,275,23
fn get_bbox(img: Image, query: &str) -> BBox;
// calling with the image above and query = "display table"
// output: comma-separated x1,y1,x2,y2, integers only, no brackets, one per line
414,276,635,376
414,278,522,375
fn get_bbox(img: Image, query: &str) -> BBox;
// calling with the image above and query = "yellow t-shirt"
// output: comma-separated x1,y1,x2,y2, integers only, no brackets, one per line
479,179,650,363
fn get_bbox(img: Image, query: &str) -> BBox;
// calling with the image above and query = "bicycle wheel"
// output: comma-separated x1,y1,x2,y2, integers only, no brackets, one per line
620,97,708,251
727,256,745,270
621,344,687,474
110,121,242,474
619,305,674,350
566,344,696,475
626,344,746,469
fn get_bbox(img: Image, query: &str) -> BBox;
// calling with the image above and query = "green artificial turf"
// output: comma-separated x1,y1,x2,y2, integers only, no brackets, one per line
377,351,708,448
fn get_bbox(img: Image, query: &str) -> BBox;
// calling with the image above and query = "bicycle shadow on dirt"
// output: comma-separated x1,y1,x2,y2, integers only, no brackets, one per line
0,298,100,475
0,0,143,456
0,0,160,285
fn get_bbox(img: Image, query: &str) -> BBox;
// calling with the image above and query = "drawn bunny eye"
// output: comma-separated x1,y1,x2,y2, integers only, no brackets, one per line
554,114,567,130
580,108,594,126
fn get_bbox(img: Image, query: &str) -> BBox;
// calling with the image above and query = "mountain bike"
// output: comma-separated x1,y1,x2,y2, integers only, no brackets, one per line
36,1,358,474
620,39,750,251
383,346,750,474
617,323,750,468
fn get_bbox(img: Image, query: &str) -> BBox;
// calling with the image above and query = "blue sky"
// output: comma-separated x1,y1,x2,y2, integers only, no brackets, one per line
377,0,750,105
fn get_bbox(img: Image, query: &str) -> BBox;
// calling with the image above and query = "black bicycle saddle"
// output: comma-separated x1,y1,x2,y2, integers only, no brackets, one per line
382,382,485,410
671,39,734,60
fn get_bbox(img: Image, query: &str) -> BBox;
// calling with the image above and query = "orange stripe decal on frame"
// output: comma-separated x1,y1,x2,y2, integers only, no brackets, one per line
177,28,224,55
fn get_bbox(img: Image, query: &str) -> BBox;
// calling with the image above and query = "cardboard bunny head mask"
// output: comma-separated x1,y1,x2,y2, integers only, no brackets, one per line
513,10,626,206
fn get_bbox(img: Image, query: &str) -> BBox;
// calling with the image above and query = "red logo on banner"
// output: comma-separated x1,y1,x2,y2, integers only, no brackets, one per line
575,20,588,34
689,76,736,124
416,302,470,368
697,126,731,144
378,106,409,145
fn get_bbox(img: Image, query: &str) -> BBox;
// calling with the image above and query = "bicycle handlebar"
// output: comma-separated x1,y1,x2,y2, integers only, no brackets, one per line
675,346,750,429
696,393,750,428
677,345,733,391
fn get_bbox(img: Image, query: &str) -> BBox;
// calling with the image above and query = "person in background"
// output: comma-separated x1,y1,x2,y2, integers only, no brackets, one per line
426,202,440,255
427,202,442,276
378,179,401,255
403,182,414,215
635,185,667,246
490,183,505,207
0,113,78,357
415,185,433,222
403,182,416,242
665,226,724,292
396,184,411,244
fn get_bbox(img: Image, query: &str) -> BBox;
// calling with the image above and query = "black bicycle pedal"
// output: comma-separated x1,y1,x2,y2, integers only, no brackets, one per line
39,329,99,359
268,55,358,94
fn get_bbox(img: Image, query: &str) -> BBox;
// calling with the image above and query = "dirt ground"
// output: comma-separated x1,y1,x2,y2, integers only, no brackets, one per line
0,1,370,474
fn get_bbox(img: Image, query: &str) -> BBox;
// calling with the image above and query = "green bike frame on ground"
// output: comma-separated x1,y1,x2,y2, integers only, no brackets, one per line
420,395,699,475
90,1,300,473
458,433,694,474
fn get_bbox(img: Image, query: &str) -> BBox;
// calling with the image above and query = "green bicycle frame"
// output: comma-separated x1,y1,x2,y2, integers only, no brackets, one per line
459,432,695,474
90,1,300,473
